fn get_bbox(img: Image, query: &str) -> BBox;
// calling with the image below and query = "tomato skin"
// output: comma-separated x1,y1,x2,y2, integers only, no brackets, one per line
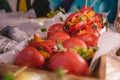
48,31,70,42
48,50,89,75
90,29,101,38
15,47,45,68
75,32,98,47
47,23,64,37
62,37,87,49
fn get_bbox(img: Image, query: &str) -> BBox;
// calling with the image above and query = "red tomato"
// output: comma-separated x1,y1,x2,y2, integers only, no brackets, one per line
77,29,101,38
79,28,101,38
48,50,89,75
62,37,87,49
90,29,101,38
47,23,64,37
15,47,45,68
48,31,70,42
75,32,98,47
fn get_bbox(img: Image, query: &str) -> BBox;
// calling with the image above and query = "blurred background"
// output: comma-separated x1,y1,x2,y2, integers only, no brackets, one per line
0,0,118,23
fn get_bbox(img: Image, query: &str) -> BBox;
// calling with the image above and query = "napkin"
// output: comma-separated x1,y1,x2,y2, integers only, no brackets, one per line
89,31,120,72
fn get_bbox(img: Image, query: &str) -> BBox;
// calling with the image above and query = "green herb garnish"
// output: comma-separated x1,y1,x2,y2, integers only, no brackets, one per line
57,67,66,80
41,28,47,32
73,47,98,60
100,17,104,21
3,72,15,80
80,16,87,21
59,17,64,22
59,7,66,14
73,6,79,12
104,21,110,26
92,23,98,30
56,41,66,52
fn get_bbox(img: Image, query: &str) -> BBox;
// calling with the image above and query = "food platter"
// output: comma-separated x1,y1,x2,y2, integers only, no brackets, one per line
0,55,106,80
0,4,119,80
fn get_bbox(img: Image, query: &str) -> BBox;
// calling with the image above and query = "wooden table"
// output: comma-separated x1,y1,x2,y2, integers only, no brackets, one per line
0,55,106,80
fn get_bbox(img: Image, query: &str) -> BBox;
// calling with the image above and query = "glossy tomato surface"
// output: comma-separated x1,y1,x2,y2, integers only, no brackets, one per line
15,47,45,68
62,37,87,49
75,32,98,47
48,31,70,42
47,23,64,37
48,50,89,75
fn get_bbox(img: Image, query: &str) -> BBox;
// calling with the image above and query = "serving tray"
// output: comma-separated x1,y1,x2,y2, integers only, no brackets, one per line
0,55,106,80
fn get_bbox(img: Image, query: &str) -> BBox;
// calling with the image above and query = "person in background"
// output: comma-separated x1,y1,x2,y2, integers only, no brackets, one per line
49,0,118,24
0,0,12,12
0,0,51,18
32,0,50,17
0,0,118,22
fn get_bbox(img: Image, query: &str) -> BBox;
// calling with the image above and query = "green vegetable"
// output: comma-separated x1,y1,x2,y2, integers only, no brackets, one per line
73,6,79,12
56,67,65,80
92,23,98,30
46,7,65,18
3,72,15,80
59,7,66,14
46,10,58,18
100,17,104,21
104,21,110,27
80,16,87,21
41,28,47,32
73,47,98,60
56,41,66,52
59,17,64,22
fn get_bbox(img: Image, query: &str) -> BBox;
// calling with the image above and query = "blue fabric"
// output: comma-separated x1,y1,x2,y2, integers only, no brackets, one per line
49,0,118,23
